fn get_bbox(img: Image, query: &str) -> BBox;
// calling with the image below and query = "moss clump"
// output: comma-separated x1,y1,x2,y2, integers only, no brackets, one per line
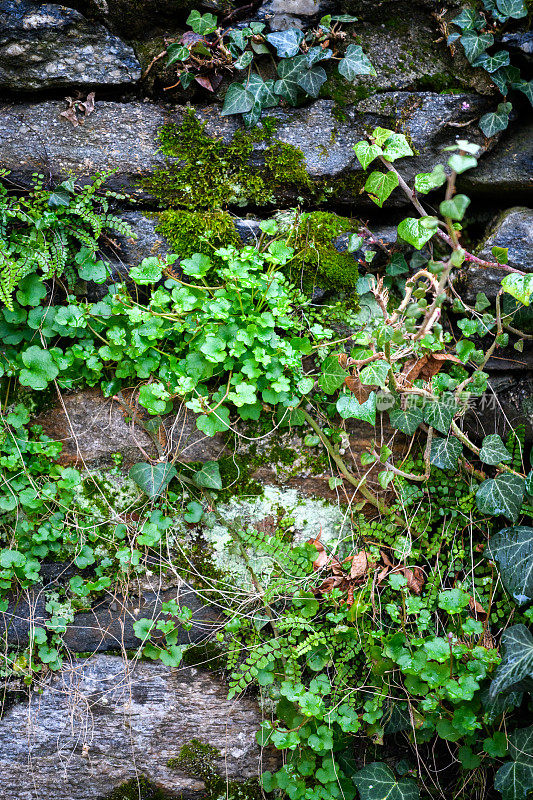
104,776,168,800
168,739,262,800
279,211,360,290
141,110,315,210
156,210,240,261
417,73,463,94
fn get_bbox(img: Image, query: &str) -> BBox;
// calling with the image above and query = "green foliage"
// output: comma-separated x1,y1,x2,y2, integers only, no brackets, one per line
162,13,372,126
450,2,532,136
0,172,134,309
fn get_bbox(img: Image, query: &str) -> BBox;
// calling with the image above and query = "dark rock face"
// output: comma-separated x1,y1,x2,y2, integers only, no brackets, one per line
0,654,275,800
457,207,533,303
460,121,533,200
0,0,141,91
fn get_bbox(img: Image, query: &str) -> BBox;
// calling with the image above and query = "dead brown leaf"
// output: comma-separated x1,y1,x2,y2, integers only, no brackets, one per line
59,92,96,127
469,596,488,620
350,550,368,580
345,375,373,403
195,75,214,91
399,353,461,386
402,566,425,595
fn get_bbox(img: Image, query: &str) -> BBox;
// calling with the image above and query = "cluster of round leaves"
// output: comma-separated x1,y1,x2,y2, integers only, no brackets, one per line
165,10,375,127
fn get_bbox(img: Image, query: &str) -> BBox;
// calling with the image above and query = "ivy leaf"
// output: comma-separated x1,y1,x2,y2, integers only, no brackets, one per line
490,626,533,700
354,762,419,800
364,171,399,208
15,274,47,307
129,462,177,498
359,359,390,387
19,346,59,390
397,217,437,249
473,50,510,73
389,405,424,436
381,133,413,163
166,43,190,65
242,73,278,126
479,102,512,138
486,526,533,605
515,79,533,106
274,55,307,104
439,194,471,221
492,246,509,265
186,9,218,34
222,83,255,116
336,392,376,425
479,434,512,465
423,395,457,434
501,274,533,307
496,0,528,19
414,165,446,194
430,437,462,470
296,65,328,98
196,405,231,436
494,726,533,800
266,29,304,58
460,30,494,63
353,141,383,170
234,50,253,71
338,44,376,80
452,8,485,30
318,356,348,395
194,460,222,490
306,46,332,67
476,473,525,522
47,179,74,207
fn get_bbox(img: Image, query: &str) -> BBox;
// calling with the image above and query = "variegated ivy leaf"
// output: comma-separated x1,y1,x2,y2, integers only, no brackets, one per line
496,0,528,19
359,359,390,387
306,46,332,67
338,44,376,81
389,405,424,436
486,526,533,605
397,217,437,249
460,30,494,63
266,28,304,58
452,8,485,29
422,395,457,435
489,625,533,698
430,437,462,470
491,64,521,94
296,65,327,98
354,762,419,800
318,355,348,394
473,49,510,73
476,473,525,522
479,433,512,465
414,165,446,194
515,79,533,106
129,462,177,498
494,725,533,800
479,101,513,137
336,392,376,425
221,83,255,116
241,73,278,127
353,141,383,170
364,171,399,208
274,55,307,104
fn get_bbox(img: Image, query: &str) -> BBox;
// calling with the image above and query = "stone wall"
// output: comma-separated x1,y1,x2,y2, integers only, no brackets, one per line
0,0,532,797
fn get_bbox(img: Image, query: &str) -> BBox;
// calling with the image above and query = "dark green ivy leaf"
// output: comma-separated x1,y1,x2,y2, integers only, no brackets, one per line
486,526,533,605
194,460,223,490
476,473,525,522
479,433,512,465
354,762,419,800
221,83,255,116
494,725,533,800
430,437,462,470
266,28,304,58
129,462,177,498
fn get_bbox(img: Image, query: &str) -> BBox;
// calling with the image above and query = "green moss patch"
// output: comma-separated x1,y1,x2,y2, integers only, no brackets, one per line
141,111,315,210
168,738,262,800
156,210,240,261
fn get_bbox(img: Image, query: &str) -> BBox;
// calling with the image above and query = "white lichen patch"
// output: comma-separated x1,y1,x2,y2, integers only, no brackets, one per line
202,485,354,590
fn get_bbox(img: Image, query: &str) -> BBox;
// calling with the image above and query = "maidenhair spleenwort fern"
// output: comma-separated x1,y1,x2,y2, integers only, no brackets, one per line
0,170,134,309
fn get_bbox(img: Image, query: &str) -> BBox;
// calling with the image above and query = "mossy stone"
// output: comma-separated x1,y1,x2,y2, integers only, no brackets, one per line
156,210,240,261
168,739,262,800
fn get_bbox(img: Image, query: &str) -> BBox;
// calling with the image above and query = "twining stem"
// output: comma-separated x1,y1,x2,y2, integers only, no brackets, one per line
450,420,524,478
301,409,406,527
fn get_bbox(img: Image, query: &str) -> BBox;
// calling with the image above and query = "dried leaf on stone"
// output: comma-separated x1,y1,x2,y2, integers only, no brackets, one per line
400,353,461,385
79,91,95,116
60,106,80,127
469,596,488,620
349,550,368,580
195,75,214,91
402,566,425,595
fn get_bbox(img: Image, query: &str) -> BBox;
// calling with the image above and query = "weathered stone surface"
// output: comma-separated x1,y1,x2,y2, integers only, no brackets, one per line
465,374,533,444
456,207,533,303
0,94,494,205
34,389,229,469
0,654,274,800
502,31,533,64
0,0,141,91
3,577,219,652
460,121,533,200
107,211,172,271
68,0,198,38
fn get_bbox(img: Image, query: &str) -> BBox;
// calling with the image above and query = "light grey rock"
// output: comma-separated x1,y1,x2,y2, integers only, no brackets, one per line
0,94,495,205
0,0,141,91
502,31,533,64
33,388,229,469
0,654,275,800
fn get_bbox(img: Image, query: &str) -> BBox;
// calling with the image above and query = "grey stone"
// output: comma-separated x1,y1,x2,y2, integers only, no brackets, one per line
33,388,229,469
460,121,533,201
2,581,219,652
0,654,275,800
464,374,533,444
457,207,533,303
0,94,494,205
0,0,141,91
502,31,533,64
106,211,172,272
